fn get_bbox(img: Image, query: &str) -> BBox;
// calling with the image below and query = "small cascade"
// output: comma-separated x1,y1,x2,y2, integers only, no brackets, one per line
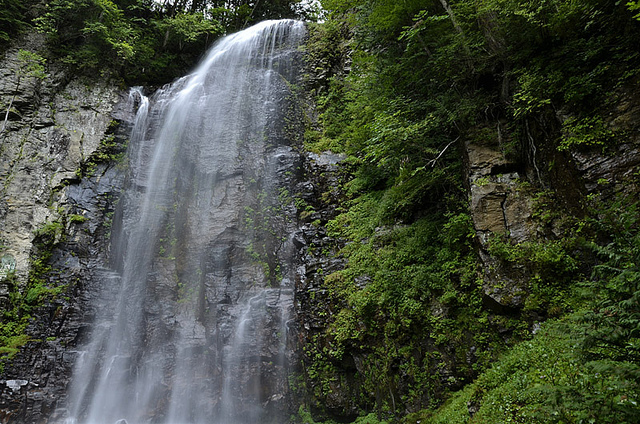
63,20,306,424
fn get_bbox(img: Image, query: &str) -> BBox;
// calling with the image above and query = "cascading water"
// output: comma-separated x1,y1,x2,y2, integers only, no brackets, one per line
63,20,306,424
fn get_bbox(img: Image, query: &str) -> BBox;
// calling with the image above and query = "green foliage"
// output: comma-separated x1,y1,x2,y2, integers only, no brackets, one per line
304,0,640,419
294,405,337,424
511,70,554,119
68,214,89,224
16,50,47,81
30,0,307,84
559,115,616,152
403,195,640,423
628,1,640,20
0,0,31,43
415,317,640,424
302,21,352,153
0,333,29,360
310,189,504,412
579,196,640,367
487,235,582,314
155,12,223,51
489,0,640,128
295,405,389,424
301,0,498,416
34,0,218,83
1,219,66,369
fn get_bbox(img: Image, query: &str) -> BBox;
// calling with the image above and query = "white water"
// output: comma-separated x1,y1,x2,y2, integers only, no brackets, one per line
64,20,305,424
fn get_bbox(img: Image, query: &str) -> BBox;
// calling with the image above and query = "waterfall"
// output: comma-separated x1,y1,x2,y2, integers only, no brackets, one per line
64,20,306,424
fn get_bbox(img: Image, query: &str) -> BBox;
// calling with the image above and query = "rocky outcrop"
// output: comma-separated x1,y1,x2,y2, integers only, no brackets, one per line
466,139,535,244
293,151,368,421
465,84,640,312
464,136,535,310
568,90,640,198
0,36,122,285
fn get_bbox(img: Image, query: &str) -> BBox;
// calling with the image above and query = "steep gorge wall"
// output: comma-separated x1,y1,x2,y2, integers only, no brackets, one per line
0,35,134,421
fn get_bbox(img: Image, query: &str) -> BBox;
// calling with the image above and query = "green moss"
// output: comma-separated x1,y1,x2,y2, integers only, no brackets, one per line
75,129,128,179
0,333,30,360
68,214,89,224
1,218,67,369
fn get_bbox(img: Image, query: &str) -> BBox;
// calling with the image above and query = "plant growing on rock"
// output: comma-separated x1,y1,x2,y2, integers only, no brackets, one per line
0,219,65,368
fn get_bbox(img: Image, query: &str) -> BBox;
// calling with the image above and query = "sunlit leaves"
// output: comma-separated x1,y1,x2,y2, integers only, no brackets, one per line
629,0,640,20
155,12,223,50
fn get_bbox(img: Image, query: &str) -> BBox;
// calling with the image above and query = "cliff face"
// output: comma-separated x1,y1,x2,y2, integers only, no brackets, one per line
0,35,134,421
1,24,309,423
467,85,640,314
0,37,119,283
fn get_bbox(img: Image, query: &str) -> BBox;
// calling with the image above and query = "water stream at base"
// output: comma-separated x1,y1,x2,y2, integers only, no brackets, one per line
63,20,306,424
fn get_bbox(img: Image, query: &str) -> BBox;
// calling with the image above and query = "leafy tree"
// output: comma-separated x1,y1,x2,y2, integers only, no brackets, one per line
32,0,306,84
155,12,222,51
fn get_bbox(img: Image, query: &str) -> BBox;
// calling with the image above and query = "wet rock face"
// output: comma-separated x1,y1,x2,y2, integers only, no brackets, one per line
0,164,125,423
293,151,365,420
0,35,134,422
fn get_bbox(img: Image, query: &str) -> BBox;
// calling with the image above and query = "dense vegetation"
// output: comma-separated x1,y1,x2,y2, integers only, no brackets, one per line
297,0,640,422
0,0,312,85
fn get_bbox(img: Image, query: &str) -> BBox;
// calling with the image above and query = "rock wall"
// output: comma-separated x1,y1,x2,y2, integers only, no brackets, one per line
293,151,356,419
0,35,133,422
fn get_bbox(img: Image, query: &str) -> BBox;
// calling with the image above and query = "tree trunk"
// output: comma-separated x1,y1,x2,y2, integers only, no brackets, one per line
439,0,464,35
1,94,16,134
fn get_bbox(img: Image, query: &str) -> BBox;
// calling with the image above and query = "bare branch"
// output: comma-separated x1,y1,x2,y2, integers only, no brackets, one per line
428,137,459,167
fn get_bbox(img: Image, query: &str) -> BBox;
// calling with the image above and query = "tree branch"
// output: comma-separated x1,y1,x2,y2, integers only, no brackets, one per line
428,137,459,167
